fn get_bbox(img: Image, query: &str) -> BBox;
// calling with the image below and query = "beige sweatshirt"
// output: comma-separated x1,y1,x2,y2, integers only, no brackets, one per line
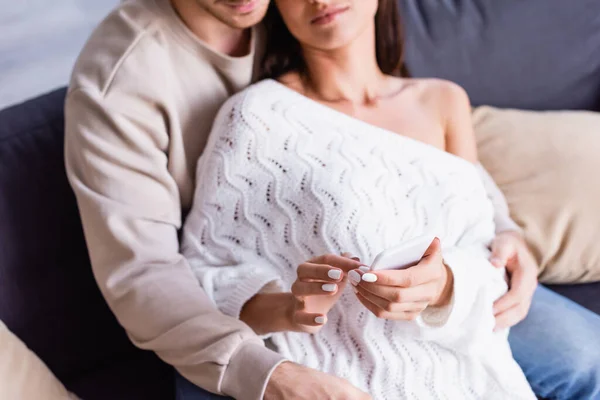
64,0,285,398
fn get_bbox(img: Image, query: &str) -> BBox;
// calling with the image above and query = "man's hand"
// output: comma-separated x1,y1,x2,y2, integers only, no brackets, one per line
265,362,372,400
490,231,539,330
349,238,453,321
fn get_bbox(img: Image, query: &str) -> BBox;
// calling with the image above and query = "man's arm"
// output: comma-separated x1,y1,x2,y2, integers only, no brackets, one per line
64,87,285,399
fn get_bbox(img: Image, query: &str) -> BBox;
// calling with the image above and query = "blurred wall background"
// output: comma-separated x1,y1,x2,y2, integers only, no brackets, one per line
0,0,119,108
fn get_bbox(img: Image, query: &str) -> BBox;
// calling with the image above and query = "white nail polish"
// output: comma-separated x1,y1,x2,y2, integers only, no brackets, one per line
314,316,326,324
348,270,361,286
359,266,370,273
322,283,337,292
328,269,342,280
362,273,378,283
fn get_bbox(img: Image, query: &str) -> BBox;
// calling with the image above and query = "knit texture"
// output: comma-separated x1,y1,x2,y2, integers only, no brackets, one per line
182,80,535,399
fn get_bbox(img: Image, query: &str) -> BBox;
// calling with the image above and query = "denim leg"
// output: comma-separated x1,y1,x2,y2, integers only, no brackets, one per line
174,371,233,400
508,285,600,400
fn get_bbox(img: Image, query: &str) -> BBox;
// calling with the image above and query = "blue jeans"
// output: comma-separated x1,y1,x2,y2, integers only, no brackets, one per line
508,285,600,399
175,372,230,400
175,285,600,400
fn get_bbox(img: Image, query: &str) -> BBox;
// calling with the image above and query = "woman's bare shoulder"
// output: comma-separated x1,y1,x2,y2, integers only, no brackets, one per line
397,77,469,105
402,79,477,160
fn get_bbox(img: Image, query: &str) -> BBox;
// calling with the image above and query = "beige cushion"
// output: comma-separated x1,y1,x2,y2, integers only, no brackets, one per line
0,321,78,400
473,106,600,284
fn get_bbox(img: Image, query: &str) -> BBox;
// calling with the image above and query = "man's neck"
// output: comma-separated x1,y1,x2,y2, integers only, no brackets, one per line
170,0,251,57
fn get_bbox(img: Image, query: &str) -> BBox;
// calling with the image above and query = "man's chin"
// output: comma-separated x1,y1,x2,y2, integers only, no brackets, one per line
223,16,264,29
227,9,270,28
213,1,269,29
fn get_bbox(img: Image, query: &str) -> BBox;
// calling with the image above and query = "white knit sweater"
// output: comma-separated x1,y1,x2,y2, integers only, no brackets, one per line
181,80,535,400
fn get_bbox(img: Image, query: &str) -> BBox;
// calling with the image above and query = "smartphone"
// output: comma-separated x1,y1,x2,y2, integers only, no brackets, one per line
371,234,436,271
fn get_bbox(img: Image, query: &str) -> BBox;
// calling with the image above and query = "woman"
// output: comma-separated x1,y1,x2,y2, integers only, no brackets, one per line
181,0,535,398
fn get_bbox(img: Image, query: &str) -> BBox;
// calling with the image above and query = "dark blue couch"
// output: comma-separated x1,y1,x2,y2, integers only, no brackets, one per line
1,1,599,398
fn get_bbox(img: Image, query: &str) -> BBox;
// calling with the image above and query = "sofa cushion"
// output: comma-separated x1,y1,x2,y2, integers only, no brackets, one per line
0,89,172,398
0,320,78,400
474,107,600,284
400,0,600,111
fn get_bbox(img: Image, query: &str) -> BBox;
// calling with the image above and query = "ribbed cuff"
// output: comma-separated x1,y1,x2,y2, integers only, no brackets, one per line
221,272,282,319
221,342,287,400
420,293,455,327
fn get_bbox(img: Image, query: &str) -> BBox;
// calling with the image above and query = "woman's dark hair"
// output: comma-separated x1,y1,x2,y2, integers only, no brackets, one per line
260,0,407,80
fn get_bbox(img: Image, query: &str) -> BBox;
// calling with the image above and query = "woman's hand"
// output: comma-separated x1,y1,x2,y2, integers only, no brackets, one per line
290,254,362,333
349,238,454,321
240,254,361,335
489,231,539,330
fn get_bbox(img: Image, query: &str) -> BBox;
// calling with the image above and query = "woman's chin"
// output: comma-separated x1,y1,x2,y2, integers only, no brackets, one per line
303,27,363,52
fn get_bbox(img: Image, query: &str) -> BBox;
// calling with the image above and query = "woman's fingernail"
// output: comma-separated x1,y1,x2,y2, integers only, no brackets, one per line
352,287,358,294
322,283,337,292
362,273,378,283
352,257,361,262
315,316,326,324
348,270,361,286
359,266,370,273
328,269,342,280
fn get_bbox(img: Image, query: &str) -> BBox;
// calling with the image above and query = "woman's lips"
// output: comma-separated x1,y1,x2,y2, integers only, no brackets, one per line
311,6,350,25
222,0,259,14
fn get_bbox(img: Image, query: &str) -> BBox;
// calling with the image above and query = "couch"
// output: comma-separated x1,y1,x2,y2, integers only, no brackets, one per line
1,0,599,399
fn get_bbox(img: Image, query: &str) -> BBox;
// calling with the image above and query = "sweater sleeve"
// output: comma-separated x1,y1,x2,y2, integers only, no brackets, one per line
407,165,510,351
181,210,285,320
476,163,522,234
64,88,285,400
180,96,286,320
413,245,508,352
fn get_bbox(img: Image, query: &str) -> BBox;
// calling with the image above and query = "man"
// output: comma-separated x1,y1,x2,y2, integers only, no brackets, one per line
65,0,600,399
